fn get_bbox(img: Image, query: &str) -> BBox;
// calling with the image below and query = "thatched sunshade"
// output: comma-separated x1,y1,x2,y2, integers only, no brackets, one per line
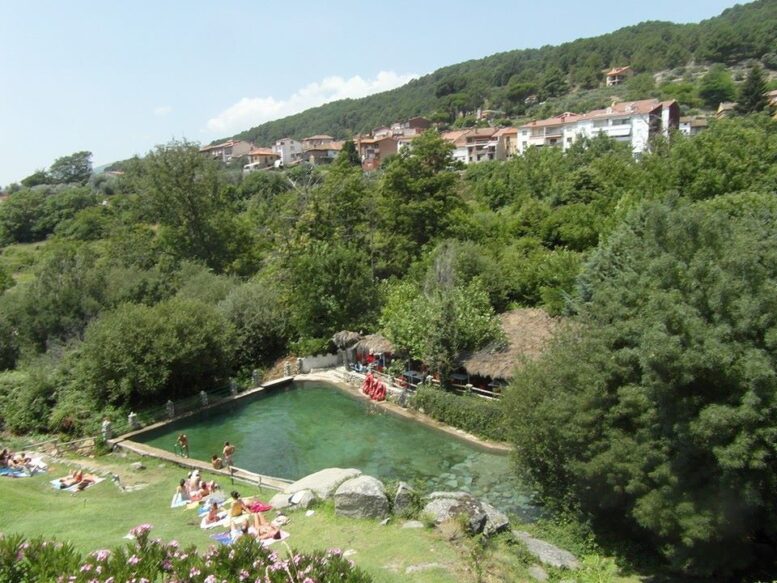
331,330,363,349
353,333,395,354
460,308,561,381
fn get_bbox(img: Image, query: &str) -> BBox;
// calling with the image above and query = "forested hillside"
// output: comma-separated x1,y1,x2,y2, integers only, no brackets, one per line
231,0,777,145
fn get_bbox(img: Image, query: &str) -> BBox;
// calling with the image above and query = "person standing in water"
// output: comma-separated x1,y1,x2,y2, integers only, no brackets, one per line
176,434,189,457
223,441,235,467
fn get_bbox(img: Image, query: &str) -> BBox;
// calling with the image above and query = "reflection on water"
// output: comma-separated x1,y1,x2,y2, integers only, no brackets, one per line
136,382,539,518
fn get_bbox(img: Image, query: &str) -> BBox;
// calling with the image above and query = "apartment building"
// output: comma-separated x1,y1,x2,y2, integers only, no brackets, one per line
518,99,679,156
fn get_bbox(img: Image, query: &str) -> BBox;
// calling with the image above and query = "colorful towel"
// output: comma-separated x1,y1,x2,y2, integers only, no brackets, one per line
0,467,27,478
50,476,104,493
200,512,228,529
209,530,290,546
170,493,189,508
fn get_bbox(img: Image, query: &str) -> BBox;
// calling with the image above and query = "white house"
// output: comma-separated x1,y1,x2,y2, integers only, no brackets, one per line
518,99,679,157
272,138,303,166
441,130,470,164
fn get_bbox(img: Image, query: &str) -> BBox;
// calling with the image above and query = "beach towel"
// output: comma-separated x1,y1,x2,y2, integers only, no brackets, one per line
0,467,27,478
50,476,104,493
248,501,273,513
200,511,228,529
197,500,224,517
170,493,189,508
209,530,289,546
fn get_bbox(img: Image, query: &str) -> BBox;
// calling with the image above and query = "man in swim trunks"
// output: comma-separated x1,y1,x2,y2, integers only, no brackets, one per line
222,441,235,466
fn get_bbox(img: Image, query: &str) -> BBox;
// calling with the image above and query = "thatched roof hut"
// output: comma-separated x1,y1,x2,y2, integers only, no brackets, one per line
354,333,395,354
460,308,561,381
331,330,363,349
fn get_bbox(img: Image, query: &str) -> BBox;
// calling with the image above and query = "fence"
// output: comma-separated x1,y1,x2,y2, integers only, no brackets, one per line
340,367,501,400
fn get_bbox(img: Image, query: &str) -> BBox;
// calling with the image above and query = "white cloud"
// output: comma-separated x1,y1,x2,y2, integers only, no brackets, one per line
206,70,418,134
153,105,173,116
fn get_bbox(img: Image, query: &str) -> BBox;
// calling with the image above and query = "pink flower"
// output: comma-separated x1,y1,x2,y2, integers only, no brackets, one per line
128,554,140,565
92,549,111,561
79,564,92,572
189,567,201,577
204,576,218,583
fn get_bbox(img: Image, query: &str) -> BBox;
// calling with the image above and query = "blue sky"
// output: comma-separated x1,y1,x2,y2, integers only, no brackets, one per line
0,0,742,186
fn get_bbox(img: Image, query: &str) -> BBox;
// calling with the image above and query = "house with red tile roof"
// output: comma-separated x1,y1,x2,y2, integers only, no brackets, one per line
243,147,280,173
199,139,253,163
518,99,679,156
605,66,633,86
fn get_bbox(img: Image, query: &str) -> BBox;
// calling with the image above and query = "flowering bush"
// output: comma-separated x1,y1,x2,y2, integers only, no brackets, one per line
0,526,372,583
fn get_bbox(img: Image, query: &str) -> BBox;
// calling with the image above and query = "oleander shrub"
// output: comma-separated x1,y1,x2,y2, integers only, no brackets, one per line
411,386,504,440
0,524,372,583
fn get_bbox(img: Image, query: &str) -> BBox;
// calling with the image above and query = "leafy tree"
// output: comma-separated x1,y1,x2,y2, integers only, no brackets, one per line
285,240,377,341
338,140,361,166
736,63,769,114
129,140,252,272
376,131,462,276
380,251,501,384
0,315,18,370
218,278,291,370
20,170,50,188
698,64,736,107
0,242,105,351
505,195,777,578
48,151,93,185
76,298,235,406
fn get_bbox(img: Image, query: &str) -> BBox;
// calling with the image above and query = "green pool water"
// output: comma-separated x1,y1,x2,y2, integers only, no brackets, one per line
135,382,538,518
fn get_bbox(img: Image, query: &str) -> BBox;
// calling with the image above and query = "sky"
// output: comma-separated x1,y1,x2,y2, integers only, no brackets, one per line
0,0,744,186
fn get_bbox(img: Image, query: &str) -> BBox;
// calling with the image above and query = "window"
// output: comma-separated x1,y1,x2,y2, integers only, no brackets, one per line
612,118,630,126
593,119,608,128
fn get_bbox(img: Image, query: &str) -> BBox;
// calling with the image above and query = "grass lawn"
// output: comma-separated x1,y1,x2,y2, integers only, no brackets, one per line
0,451,490,582
1,449,644,582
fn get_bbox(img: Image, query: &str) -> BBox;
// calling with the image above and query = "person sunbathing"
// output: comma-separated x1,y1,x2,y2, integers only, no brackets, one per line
211,454,223,470
251,510,281,540
205,501,221,524
59,469,84,489
0,448,10,467
176,479,190,500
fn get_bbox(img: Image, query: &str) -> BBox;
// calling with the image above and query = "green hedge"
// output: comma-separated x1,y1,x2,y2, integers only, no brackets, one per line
410,386,504,441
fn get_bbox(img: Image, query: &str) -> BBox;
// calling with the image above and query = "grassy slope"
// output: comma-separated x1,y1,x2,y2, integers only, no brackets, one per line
0,451,642,582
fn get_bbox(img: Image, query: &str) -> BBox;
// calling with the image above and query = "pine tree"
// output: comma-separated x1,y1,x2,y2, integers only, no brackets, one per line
736,64,768,114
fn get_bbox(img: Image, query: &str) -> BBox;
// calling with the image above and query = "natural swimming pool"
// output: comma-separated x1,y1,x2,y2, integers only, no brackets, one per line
135,381,538,518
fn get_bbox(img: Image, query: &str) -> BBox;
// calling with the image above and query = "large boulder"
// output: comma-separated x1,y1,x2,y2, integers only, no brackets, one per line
481,501,509,536
334,475,389,519
422,492,487,534
393,481,416,516
512,531,580,570
284,468,361,500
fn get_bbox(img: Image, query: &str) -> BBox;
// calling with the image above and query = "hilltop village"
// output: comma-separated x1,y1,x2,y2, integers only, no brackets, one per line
200,66,777,174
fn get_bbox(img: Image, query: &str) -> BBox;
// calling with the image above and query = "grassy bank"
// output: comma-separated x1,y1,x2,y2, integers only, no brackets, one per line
0,450,641,582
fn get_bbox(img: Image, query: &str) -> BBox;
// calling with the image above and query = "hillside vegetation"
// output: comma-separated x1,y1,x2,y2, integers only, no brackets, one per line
230,0,777,144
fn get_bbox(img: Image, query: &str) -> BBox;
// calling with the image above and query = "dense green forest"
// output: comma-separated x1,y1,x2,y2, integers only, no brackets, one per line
1,111,777,577
221,0,777,145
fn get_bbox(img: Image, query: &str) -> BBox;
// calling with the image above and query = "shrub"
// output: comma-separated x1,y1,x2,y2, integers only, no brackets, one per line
0,527,373,583
410,386,504,441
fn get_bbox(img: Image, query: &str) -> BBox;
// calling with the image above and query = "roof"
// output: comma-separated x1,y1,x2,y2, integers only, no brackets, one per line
441,130,471,146
520,99,677,130
248,148,278,156
332,330,363,349
520,112,581,129
464,127,500,139
605,66,632,76
302,134,334,141
354,334,394,354
494,127,518,137
199,139,250,152
460,308,562,380
680,116,709,127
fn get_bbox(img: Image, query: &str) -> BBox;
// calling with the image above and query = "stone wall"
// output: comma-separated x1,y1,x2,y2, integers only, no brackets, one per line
299,353,342,373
